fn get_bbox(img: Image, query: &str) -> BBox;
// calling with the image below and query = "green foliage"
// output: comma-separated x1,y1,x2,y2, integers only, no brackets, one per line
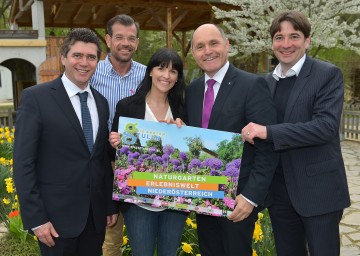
253,209,276,256
0,127,15,223
184,137,204,159
314,48,360,102
0,127,34,244
177,213,200,255
146,139,163,153
7,214,28,243
0,164,10,202
0,0,11,29
133,30,201,83
133,31,167,65
0,234,40,256
216,134,243,163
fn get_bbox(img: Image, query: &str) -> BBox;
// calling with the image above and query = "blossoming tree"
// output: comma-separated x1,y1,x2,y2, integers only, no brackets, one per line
213,0,360,58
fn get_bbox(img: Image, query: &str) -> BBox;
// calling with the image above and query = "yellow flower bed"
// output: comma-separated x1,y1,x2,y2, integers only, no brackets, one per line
0,127,36,242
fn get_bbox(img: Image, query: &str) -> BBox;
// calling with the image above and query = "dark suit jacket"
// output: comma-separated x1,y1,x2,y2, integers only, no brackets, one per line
111,93,184,132
13,77,117,238
266,57,351,217
186,64,278,206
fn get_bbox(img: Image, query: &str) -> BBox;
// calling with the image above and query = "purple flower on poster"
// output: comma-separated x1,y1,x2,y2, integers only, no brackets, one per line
163,144,175,155
162,153,169,161
222,166,239,177
169,158,181,166
119,145,130,155
223,197,235,209
113,117,244,217
140,153,149,159
148,146,157,154
179,152,188,161
155,156,163,164
226,159,241,169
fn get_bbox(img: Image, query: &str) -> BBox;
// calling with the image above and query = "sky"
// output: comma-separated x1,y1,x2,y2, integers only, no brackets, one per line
117,117,238,151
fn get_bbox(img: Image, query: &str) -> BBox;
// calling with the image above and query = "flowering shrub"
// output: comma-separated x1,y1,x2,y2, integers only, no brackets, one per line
0,127,35,243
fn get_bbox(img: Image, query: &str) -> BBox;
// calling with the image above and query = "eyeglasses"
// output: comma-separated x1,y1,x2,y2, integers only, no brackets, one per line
113,35,138,43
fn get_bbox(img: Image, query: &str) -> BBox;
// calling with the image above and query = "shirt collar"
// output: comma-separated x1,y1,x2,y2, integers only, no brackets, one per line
205,61,229,85
62,73,93,98
272,54,306,81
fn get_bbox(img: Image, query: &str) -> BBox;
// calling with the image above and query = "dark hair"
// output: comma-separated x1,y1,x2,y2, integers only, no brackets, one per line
270,11,311,39
60,28,102,59
136,48,186,108
106,14,140,37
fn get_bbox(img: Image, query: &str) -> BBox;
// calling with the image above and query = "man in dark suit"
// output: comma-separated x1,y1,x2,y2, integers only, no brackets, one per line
242,11,350,256
13,28,118,256
186,23,278,256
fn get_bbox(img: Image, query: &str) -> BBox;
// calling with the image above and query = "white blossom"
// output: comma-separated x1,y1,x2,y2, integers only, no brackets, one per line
213,0,360,56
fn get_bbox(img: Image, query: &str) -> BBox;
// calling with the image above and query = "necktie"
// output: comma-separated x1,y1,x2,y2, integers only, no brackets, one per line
202,79,216,128
77,92,93,152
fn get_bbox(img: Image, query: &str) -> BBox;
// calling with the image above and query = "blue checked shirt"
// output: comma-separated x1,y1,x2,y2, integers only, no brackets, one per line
90,54,146,130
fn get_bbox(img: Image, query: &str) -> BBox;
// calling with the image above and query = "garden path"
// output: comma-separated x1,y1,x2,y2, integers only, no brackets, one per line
340,140,360,256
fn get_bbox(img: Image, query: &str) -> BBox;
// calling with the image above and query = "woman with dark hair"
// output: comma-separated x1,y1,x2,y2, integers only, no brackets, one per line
109,48,187,256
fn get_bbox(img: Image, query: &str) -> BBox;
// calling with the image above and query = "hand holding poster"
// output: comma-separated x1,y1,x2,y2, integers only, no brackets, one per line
112,117,243,217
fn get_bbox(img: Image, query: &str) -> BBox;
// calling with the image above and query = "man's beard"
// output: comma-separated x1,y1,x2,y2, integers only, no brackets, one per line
111,48,133,63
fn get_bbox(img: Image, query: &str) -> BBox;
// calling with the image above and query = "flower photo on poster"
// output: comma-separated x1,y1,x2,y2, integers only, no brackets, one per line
112,117,243,217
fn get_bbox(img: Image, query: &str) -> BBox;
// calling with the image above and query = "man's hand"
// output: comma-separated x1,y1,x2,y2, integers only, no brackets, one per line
109,132,120,148
242,122,267,144
106,214,118,227
33,221,59,247
227,195,254,222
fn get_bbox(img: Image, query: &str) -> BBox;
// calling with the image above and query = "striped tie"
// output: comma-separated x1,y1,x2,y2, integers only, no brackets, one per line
77,92,93,152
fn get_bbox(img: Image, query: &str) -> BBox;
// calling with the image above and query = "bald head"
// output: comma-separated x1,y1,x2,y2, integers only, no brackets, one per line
191,24,230,77
191,24,227,48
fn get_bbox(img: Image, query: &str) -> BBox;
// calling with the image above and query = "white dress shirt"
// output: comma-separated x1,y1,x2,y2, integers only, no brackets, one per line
62,74,99,142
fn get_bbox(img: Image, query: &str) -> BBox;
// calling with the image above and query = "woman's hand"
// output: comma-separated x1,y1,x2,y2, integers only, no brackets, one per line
160,118,186,127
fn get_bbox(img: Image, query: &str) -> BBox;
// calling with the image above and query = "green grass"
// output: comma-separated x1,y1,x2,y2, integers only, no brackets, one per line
0,234,40,255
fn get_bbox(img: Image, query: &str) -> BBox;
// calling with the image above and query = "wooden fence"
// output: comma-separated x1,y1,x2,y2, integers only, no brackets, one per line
341,104,360,141
0,108,15,128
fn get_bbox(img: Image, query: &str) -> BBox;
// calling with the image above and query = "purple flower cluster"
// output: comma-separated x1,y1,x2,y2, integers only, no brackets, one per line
222,159,241,177
203,158,223,170
179,152,188,161
163,144,175,155
188,159,201,169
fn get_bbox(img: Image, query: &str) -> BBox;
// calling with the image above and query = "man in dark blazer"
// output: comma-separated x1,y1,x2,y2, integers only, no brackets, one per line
242,11,350,256
186,23,278,256
13,28,118,256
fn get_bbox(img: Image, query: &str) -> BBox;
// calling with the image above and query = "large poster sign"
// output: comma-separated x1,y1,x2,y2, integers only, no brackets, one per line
112,117,243,217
